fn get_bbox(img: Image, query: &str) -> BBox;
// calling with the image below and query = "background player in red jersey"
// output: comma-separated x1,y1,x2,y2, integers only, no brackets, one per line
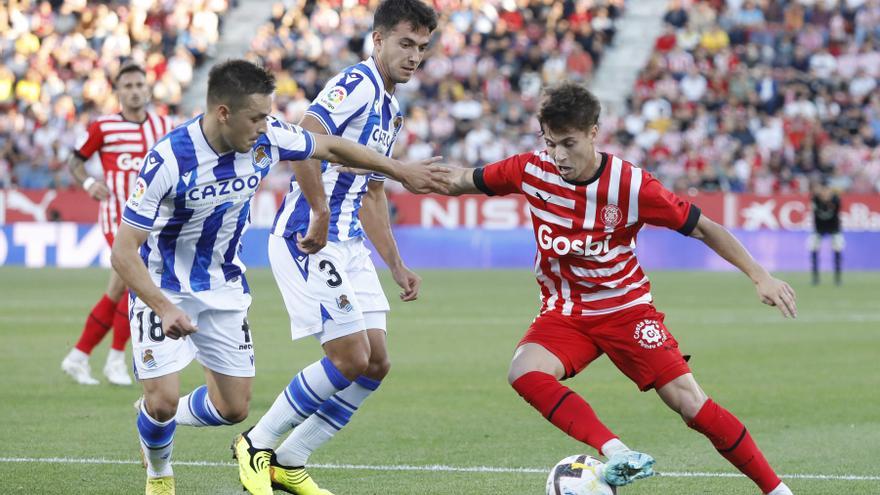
61,64,173,386
437,82,797,495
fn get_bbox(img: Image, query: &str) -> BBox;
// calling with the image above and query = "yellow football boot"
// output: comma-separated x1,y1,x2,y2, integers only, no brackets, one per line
145,476,175,495
270,460,334,495
231,429,273,495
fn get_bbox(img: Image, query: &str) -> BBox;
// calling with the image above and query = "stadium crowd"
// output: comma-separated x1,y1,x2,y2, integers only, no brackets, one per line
249,0,624,192
599,0,880,195
2,0,879,195
0,0,229,189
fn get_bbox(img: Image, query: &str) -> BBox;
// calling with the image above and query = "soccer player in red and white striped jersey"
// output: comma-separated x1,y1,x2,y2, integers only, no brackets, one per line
439,83,796,495
61,64,173,387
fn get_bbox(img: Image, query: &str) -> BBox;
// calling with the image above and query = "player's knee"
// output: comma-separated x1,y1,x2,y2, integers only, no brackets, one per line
330,353,370,381
365,356,391,380
677,391,708,422
221,405,249,424
145,397,178,422
507,355,561,385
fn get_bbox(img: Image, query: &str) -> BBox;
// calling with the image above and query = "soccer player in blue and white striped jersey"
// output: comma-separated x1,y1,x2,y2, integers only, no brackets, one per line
240,1,439,494
111,59,446,495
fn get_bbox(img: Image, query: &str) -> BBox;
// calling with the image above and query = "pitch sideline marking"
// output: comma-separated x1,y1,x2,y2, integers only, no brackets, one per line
0,457,877,482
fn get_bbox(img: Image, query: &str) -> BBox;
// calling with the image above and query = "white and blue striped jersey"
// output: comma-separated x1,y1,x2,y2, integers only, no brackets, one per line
122,115,315,294
272,57,404,242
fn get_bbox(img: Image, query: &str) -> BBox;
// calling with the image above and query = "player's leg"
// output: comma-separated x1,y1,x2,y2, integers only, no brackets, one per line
832,232,844,286
103,270,133,385
275,324,387,468
138,373,180,483
808,232,820,285
508,342,622,454
274,247,392,468
62,282,120,385
657,374,791,494
62,231,122,384
508,338,654,487
175,308,254,428
246,236,362,448
508,312,624,456
130,293,196,494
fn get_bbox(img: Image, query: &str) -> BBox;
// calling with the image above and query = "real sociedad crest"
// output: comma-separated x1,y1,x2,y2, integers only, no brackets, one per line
253,145,271,170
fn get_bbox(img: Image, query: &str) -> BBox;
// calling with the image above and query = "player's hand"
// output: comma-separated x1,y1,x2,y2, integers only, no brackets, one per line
391,264,421,302
397,156,452,194
87,180,111,201
755,274,797,319
296,208,329,254
159,305,197,339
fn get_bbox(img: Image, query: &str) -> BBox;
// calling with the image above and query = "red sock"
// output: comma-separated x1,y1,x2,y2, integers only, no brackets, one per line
111,296,130,351
688,399,781,494
74,295,116,354
511,371,617,453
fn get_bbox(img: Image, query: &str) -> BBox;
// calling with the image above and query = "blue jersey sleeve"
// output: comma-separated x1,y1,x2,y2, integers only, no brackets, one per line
122,147,175,231
264,117,316,163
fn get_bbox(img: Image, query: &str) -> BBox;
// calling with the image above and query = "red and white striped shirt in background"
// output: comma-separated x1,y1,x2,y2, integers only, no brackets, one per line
475,151,701,317
75,111,173,242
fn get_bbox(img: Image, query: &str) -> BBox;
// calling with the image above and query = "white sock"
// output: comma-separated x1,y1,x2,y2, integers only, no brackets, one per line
67,348,89,361
137,401,175,478
175,385,232,427
275,376,381,467
600,438,630,457
248,357,351,449
768,482,793,495
106,348,125,364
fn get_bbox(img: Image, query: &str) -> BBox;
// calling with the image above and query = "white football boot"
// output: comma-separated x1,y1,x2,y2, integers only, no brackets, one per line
61,352,100,385
104,352,133,386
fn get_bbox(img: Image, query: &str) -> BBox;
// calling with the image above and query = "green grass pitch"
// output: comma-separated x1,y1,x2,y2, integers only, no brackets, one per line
0,267,878,494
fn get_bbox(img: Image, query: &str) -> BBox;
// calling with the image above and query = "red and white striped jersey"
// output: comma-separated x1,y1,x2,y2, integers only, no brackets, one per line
475,151,701,317
75,111,173,239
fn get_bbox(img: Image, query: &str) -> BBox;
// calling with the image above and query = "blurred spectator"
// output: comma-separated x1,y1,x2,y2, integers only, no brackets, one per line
605,0,880,194
0,0,229,189
245,0,624,191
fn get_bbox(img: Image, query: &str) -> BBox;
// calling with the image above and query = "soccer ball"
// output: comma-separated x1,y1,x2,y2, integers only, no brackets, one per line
546,455,616,495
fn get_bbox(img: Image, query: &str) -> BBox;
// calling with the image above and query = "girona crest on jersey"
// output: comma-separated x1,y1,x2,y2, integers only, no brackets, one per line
601,204,622,228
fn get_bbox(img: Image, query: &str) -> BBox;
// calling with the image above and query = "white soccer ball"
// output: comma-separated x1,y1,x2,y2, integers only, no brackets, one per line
546,455,616,495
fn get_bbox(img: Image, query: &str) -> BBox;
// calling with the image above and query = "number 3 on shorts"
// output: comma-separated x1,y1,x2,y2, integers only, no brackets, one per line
319,260,343,288
136,309,166,343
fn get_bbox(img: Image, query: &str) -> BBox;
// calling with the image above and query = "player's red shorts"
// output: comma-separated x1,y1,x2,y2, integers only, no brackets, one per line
518,304,690,391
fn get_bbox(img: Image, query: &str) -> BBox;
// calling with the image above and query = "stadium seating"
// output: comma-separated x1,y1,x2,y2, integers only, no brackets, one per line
0,0,230,189
599,0,880,194
3,1,878,195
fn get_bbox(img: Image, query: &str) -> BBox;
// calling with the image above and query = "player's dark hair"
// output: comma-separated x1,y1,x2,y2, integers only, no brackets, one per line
207,59,276,110
373,0,438,33
537,82,601,134
115,63,146,82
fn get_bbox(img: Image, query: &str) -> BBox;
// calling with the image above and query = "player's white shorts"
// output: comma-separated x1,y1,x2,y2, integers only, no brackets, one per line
808,232,845,251
268,234,389,344
129,285,255,380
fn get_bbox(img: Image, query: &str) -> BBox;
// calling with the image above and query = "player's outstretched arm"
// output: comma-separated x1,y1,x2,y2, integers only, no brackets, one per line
111,223,197,338
689,215,798,318
432,167,482,196
309,134,448,193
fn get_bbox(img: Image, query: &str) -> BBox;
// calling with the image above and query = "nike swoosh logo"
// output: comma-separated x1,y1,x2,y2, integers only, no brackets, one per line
535,192,549,205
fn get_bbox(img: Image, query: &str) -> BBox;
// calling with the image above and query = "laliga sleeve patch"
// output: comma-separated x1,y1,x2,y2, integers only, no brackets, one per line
317,86,348,112
128,177,148,208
